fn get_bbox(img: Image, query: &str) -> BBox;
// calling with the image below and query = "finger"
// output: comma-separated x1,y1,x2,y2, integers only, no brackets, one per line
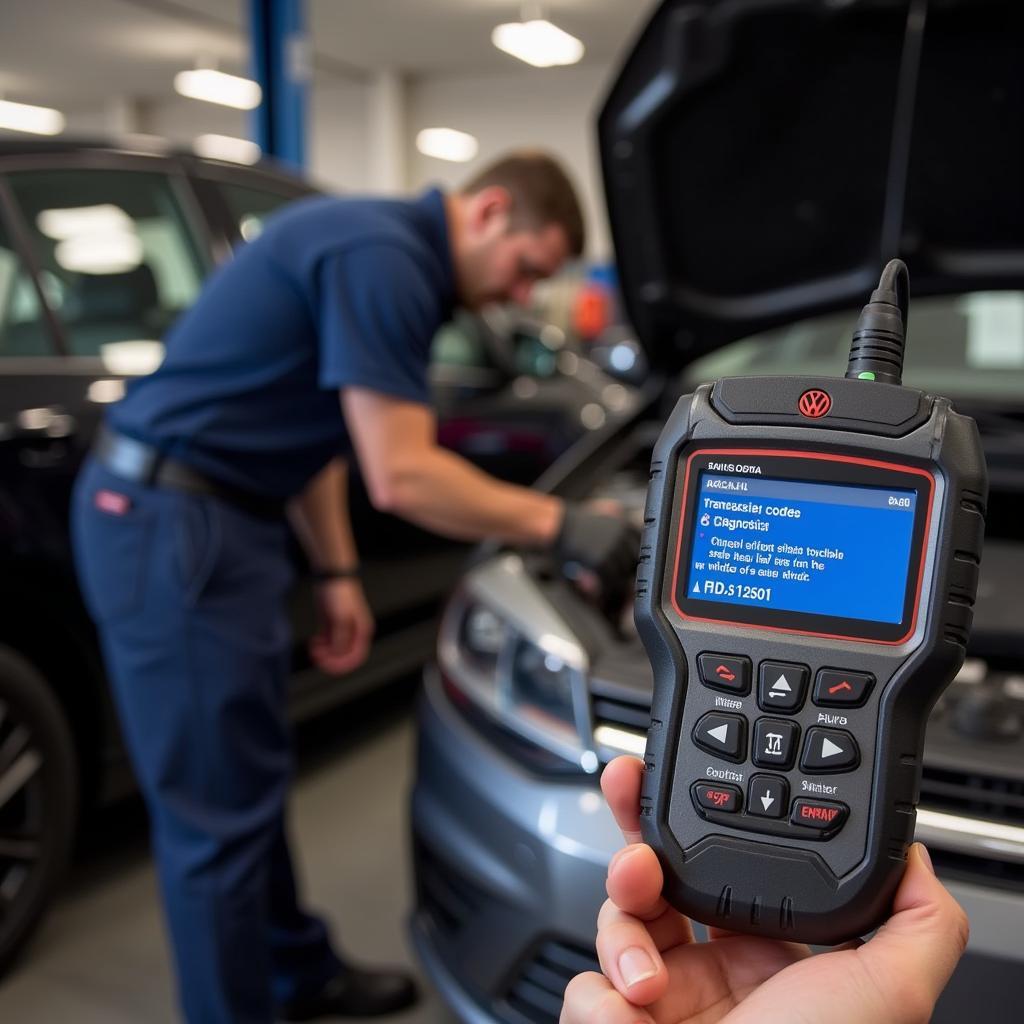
605,845,669,925
855,844,970,1021
330,614,354,655
309,631,361,675
601,755,644,844
358,610,376,642
559,972,655,1024
604,842,694,945
313,630,370,675
309,639,350,675
596,917,668,1007
598,845,693,1001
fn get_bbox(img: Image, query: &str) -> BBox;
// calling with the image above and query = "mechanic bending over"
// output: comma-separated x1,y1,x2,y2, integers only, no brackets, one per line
71,151,638,1024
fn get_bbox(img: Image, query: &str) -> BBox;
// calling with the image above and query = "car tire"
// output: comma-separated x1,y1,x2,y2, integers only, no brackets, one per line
0,645,78,977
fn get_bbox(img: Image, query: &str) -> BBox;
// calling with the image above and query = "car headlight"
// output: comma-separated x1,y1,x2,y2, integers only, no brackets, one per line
460,604,507,673
438,554,597,773
508,636,578,743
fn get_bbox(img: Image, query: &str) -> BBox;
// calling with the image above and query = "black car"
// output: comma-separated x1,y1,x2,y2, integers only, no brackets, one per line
412,2,1024,1022
0,138,631,974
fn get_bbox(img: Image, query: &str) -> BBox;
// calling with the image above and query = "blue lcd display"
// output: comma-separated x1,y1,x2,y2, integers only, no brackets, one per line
685,473,918,624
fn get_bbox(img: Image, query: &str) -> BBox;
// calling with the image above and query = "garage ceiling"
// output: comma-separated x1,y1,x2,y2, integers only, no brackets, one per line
0,0,656,110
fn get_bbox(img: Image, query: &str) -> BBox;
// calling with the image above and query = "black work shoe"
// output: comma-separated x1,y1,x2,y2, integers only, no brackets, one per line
278,966,420,1020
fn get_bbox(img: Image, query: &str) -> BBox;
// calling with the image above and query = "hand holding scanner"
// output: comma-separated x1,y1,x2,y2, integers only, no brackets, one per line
635,261,987,944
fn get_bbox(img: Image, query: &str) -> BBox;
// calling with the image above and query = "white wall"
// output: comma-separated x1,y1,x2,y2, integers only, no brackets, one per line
60,78,373,196
140,99,246,143
58,63,615,260
406,64,616,261
308,78,371,193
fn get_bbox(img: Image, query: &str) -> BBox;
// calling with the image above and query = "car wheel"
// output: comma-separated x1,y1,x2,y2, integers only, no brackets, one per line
0,645,78,976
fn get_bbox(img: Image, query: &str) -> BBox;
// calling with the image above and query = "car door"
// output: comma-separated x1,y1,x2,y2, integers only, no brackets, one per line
0,152,215,791
0,180,79,588
0,153,213,481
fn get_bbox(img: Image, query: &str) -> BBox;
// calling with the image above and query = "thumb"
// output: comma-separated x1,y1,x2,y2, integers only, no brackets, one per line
856,843,969,1020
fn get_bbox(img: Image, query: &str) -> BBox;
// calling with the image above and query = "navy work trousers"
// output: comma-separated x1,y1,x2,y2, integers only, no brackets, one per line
72,457,342,1023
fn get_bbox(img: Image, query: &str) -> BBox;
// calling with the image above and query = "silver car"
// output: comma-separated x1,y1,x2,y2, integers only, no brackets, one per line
412,1,1024,1022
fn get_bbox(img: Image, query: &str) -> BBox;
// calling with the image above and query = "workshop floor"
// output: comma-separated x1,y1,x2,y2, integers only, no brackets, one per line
0,679,458,1024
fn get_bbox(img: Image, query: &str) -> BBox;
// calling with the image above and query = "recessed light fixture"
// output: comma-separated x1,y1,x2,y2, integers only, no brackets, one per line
491,18,584,68
0,99,65,136
174,68,262,110
416,127,479,163
193,134,261,165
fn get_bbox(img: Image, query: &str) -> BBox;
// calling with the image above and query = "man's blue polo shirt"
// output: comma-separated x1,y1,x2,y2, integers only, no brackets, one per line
108,189,456,499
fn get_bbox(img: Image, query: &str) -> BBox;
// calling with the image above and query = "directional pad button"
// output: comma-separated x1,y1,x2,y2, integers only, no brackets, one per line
747,774,788,819
800,727,860,774
757,661,809,712
692,712,746,763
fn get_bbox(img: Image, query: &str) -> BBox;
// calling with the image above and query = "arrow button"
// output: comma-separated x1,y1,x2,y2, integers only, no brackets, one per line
813,669,874,708
693,712,746,763
698,653,751,696
747,774,788,819
800,727,860,774
757,661,809,712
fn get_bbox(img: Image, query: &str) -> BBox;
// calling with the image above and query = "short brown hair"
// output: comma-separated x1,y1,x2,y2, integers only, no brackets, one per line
460,150,585,258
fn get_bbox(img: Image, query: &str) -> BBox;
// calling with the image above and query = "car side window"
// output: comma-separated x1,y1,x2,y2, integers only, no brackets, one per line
5,169,205,362
217,182,299,243
0,214,54,357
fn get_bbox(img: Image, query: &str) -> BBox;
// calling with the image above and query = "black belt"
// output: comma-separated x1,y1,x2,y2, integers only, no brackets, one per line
93,427,286,521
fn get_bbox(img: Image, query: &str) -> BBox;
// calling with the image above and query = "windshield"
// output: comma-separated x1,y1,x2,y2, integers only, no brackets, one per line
682,292,1024,405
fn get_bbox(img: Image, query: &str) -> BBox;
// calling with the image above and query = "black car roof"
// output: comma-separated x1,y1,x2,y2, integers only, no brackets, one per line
0,136,310,190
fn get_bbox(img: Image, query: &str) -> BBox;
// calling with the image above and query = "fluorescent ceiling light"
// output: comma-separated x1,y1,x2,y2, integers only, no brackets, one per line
194,134,261,165
416,127,479,163
37,204,134,241
174,68,262,110
0,99,65,136
491,19,584,68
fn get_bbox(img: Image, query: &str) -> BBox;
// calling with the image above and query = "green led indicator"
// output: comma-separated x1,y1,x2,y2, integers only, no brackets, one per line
858,371,876,380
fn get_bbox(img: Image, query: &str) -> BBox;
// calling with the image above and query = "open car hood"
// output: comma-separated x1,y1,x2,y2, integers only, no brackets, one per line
598,0,1024,371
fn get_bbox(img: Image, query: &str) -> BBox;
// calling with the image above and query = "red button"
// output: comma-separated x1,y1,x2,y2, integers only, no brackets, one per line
694,783,741,814
790,799,848,834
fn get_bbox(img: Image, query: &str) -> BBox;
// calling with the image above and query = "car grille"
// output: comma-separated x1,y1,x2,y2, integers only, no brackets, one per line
590,684,651,758
917,764,1024,889
499,938,599,1024
920,764,1024,825
592,692,651,732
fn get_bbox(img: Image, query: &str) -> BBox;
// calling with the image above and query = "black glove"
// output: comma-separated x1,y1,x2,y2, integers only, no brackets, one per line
555,503,641,599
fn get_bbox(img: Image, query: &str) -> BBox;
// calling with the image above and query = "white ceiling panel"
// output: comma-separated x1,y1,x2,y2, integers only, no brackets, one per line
0,0,656,111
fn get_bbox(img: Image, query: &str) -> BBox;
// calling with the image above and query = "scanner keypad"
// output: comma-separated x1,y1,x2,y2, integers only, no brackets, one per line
690,653,868,840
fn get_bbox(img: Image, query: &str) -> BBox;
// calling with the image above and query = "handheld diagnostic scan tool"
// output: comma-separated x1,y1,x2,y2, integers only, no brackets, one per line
635,260,987,944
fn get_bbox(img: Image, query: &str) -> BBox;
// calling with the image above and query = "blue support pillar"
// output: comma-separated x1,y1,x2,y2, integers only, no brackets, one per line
249,0,309,169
